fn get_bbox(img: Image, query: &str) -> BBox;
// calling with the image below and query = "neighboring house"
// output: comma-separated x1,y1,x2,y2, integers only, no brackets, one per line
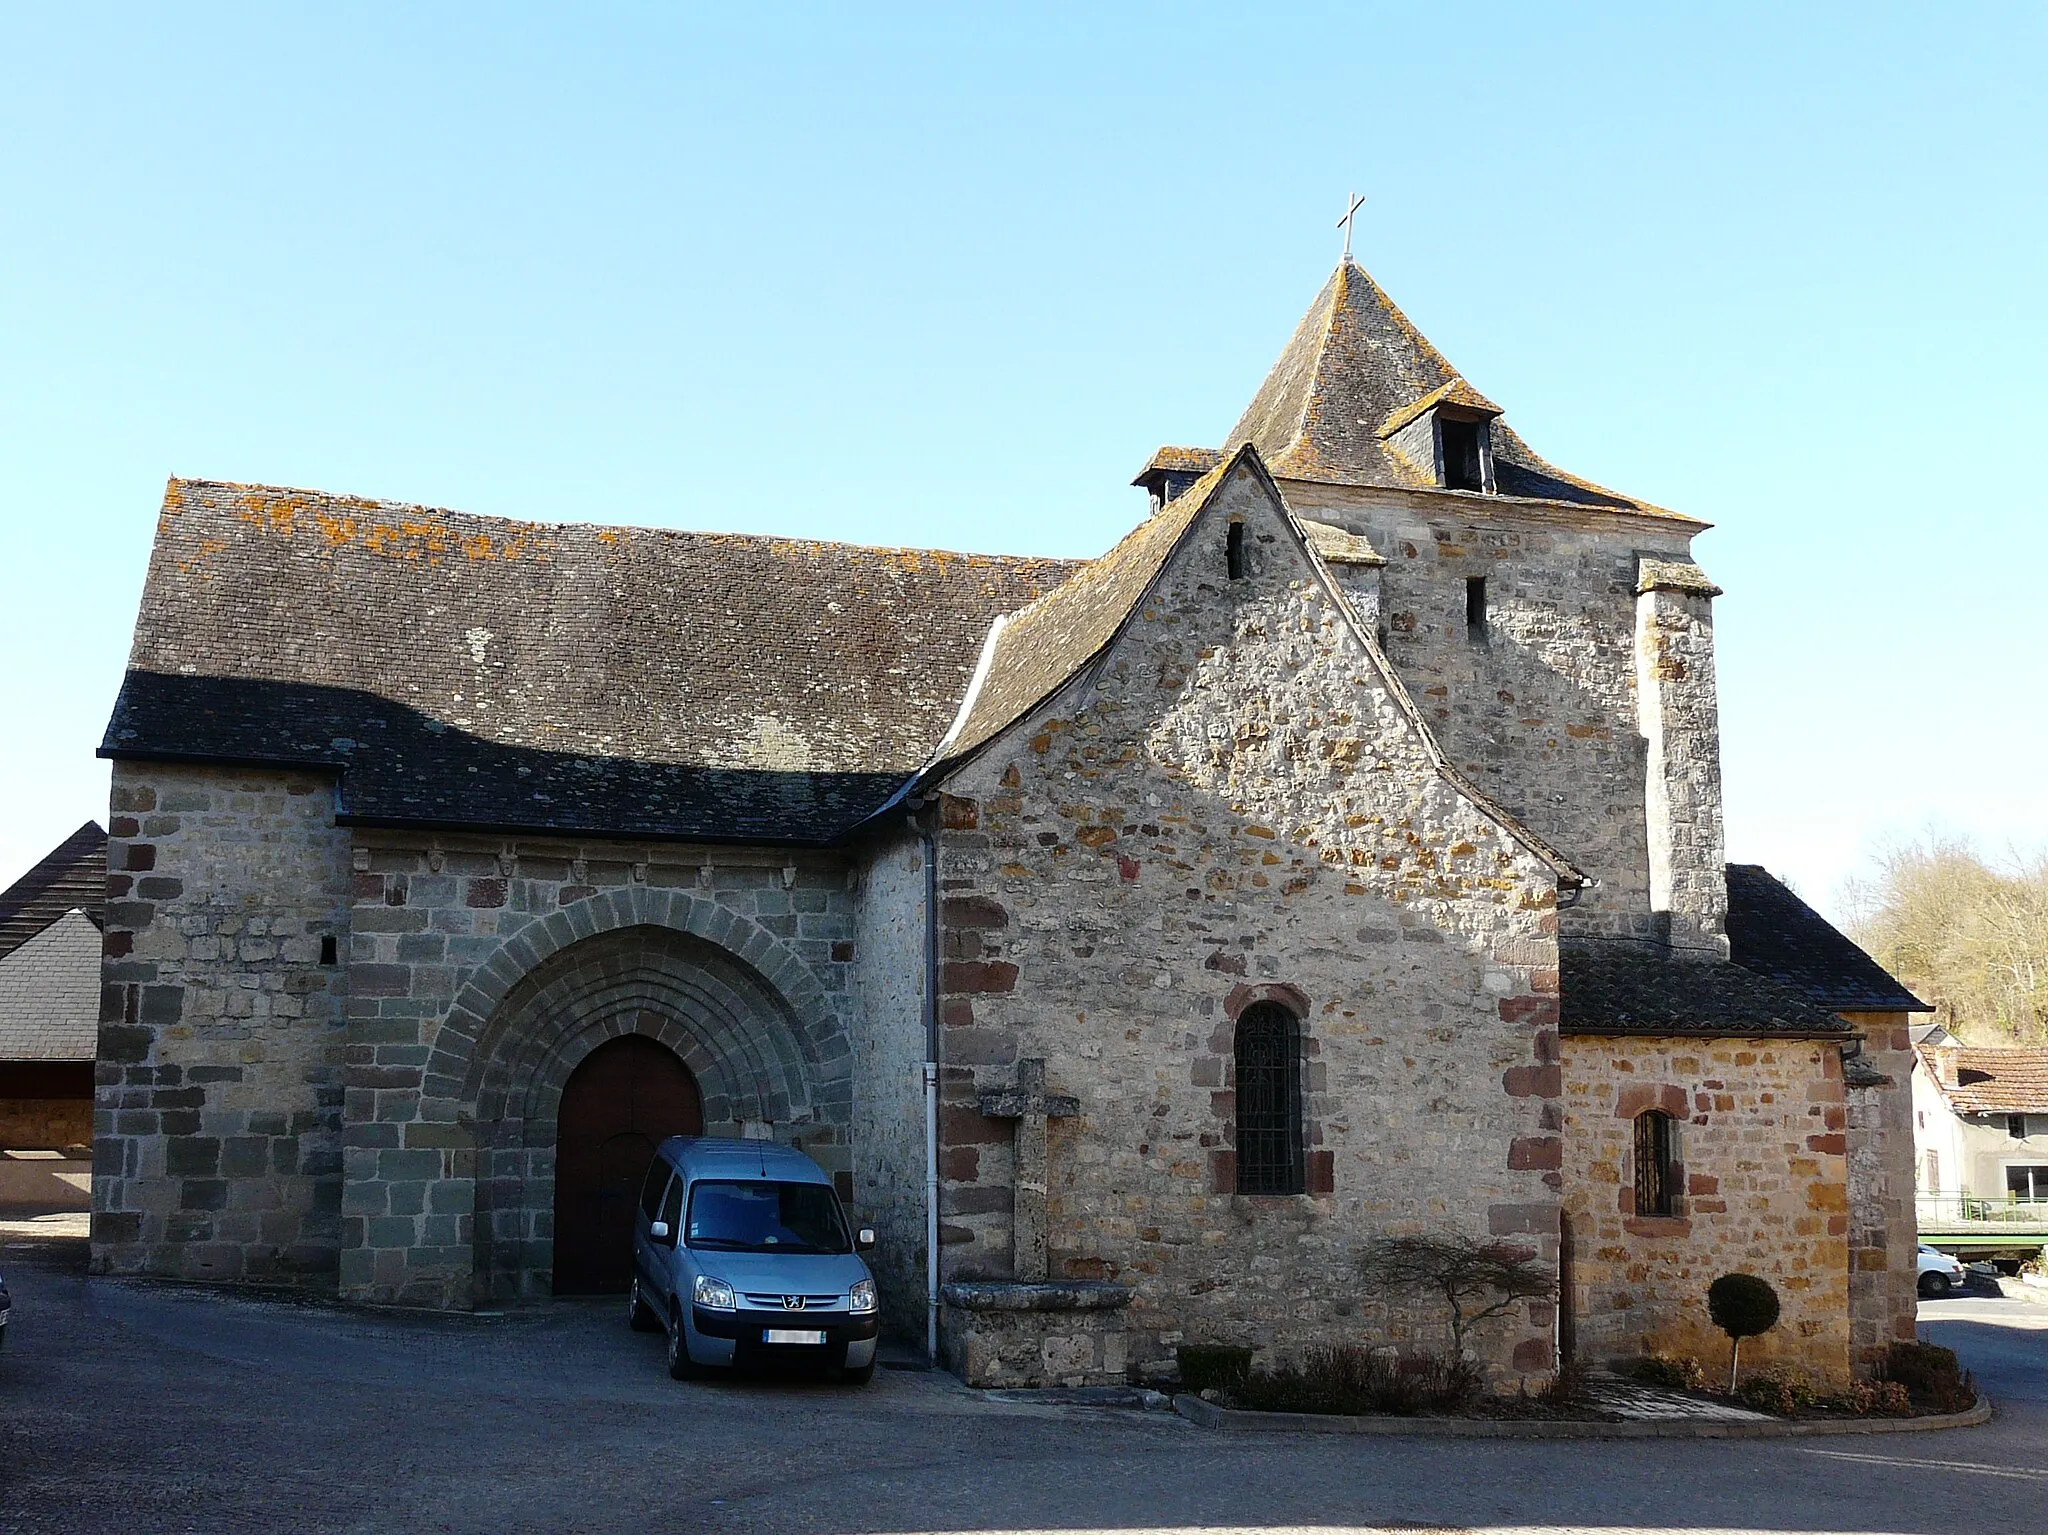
1913,1039,2048,1222
0,822,104,1151
94,256,1922,1388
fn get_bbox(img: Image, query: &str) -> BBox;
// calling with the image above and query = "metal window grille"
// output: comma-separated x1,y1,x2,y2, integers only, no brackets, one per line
1633,1111,1676,1217
1234,1004,1302,1195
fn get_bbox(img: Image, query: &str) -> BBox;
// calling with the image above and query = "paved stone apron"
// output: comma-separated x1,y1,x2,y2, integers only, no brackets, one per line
0,1248,2043,1535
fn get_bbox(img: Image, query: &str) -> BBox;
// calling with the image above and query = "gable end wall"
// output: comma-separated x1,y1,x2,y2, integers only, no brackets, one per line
934,465,1565,1385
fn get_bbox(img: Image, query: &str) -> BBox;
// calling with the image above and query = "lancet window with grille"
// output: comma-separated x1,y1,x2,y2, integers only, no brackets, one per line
1633,1109,1678,1217
1234,1003,1303,1195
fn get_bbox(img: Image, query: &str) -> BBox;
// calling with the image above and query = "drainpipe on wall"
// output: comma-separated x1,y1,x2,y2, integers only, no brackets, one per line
916,802,942,1366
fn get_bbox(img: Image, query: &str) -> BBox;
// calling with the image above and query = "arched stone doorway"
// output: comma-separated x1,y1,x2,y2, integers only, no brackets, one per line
552,1035,703,1295
429,910,852,1305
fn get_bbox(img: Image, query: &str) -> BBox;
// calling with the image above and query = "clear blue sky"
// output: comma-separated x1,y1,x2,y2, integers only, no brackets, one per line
3,4,2042,917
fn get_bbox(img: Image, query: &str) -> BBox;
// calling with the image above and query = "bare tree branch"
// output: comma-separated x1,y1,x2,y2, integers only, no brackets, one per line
1358,1234,1557,1357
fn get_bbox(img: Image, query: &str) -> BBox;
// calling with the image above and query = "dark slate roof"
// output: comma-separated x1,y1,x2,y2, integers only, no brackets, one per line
103,481,1077,843
1725,863,1931,1014
1918,1046,2048,1115
1562,944,1853,1038
0,822,104,963
0,908,100,1061
1213,259,1684,516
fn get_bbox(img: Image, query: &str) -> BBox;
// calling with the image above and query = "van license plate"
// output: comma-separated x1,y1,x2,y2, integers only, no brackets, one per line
763,1328,826,1345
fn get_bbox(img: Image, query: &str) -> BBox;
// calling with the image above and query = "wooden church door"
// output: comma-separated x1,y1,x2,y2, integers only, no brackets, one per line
552,1034,703,1294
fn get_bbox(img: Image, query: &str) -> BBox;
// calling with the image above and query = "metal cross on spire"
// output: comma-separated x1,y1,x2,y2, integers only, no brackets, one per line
1337,191,1366,260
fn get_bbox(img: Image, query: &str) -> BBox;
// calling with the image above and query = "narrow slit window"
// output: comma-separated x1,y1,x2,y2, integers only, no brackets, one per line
1633,1110,1679,1217
1234,1003,1303,1195
1226,521,1246,581
319,935,339,967
1466,576,1487,639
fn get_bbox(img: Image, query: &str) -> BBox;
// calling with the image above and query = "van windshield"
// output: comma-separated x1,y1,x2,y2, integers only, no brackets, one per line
684,1180,851,1254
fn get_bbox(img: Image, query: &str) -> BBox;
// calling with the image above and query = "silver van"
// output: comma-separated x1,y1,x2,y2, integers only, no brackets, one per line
629,1137,880,1383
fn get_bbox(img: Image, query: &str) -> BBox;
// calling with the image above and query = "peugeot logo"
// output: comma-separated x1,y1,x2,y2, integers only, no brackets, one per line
781,1295,806,1311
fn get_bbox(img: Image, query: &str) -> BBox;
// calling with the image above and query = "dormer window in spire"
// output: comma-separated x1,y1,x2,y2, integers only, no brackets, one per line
1437,413,1495,494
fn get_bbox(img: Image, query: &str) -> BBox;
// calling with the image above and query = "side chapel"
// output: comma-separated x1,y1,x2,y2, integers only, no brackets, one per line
92,257,1926,1388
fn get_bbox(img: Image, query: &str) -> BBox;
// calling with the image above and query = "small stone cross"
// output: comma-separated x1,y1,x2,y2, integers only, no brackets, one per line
977,1058,1078,1283
1337,190,1366,259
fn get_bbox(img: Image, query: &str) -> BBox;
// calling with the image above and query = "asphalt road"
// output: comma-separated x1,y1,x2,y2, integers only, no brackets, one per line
0,1237,2042,1535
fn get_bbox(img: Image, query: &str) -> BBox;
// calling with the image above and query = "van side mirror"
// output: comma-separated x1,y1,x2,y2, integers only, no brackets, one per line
856,1227,875,1251
650,1221,671,1243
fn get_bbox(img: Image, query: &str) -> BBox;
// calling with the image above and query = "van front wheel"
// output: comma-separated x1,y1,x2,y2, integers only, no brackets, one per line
840,1361,875,1386
666,1311,699,1380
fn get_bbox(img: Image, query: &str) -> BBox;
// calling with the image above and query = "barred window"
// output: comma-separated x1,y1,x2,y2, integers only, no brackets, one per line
1234,1003,1303,1195
1633,1110,1679,1217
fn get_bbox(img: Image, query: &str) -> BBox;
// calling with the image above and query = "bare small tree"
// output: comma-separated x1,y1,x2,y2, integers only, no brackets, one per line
1358,1234,1557,1358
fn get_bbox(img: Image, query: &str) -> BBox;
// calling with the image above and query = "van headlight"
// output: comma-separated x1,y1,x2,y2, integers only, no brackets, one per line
848,1279,877,1314
693,1275,736,1311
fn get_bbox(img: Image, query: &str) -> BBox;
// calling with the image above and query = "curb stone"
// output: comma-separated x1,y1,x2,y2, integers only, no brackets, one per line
985,1386,1174,1410
1170,1392,1994,1439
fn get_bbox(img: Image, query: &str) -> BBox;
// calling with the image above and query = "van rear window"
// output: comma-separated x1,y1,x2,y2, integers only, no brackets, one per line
685,1180,850,1254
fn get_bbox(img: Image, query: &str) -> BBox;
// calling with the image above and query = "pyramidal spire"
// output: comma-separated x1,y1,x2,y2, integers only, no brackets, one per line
1136,259,1665,514
1224,258,1493,485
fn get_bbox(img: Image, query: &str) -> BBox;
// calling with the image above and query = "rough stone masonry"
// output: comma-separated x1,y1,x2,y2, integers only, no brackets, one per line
91,255,1926,1390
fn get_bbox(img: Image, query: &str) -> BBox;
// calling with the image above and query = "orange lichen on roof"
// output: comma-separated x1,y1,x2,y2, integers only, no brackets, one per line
1131,445,1225,483
1378,377,1502,438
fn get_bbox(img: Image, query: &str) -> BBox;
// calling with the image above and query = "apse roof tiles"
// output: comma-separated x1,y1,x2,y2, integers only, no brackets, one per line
1725,863,1930,1014
1561,943,1853,1038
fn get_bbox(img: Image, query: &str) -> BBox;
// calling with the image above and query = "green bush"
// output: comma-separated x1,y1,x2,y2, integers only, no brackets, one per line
1176,1345,1253,1394
1879,1339,1976,1412
1825,1379,1912,1417
1228,1346,1480,1417
1627,1353,1707,1391
1734,1366,1813,1416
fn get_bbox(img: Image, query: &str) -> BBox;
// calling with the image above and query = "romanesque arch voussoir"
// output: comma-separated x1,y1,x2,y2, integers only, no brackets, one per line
426,887,844,1113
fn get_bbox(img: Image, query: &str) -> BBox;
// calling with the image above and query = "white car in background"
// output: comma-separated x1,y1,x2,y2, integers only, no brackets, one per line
1918,1244,1967,1297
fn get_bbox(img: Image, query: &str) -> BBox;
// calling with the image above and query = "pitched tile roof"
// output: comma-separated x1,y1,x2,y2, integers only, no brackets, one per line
1562,943,1853,1038
0,822,104,963
1130,446,1224,483
102,480,1077,843
1917,1046,2048,1115
1725,863,1930,1014
1217,259,1676,514
0,908,101,1061
944,456,1228,759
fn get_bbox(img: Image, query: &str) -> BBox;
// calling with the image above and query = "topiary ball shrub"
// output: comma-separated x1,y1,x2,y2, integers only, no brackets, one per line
1707,1272,1781,1391
1707,1273,1781,1338
1176,1344,1253,1395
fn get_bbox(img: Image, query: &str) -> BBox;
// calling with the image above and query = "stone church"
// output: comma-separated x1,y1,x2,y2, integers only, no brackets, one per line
93,257,1926,1388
